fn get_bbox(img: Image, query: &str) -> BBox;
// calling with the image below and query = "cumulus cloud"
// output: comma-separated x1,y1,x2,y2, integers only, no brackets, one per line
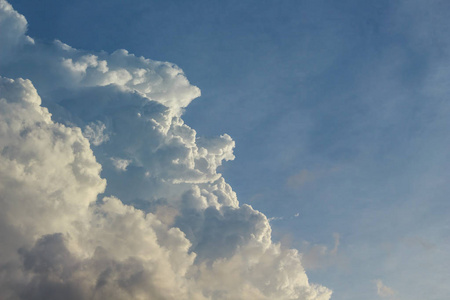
0,1,331,299
0,0,34,59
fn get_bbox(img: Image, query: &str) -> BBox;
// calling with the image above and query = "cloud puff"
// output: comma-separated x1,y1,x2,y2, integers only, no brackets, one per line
0,1,331,299
375,280,396,298
0,77,106,256
83,121,110,146
0,0,34,60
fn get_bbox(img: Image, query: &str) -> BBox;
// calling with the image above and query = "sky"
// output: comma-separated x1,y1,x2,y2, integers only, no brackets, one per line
1,0,450,299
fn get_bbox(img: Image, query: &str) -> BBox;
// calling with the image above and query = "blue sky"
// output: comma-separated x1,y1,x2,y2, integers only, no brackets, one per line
3,0,450,299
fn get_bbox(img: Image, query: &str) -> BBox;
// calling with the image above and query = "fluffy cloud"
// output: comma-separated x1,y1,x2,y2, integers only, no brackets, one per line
0,1,331,299
0,0,34,59
0,77,106,259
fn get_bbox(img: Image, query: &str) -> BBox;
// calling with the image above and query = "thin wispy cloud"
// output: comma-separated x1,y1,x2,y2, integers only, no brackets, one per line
375,280,396,298
301,233,342,271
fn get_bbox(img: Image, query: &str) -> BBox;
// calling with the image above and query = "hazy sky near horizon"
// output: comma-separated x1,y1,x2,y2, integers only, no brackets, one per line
2,1,450,299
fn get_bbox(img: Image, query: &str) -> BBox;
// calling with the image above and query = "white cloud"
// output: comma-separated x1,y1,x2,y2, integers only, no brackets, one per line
83,121,110,146
111,157,131,171
375,279,396,298
0,0,34,60
0,77,106,249
0,1,331,299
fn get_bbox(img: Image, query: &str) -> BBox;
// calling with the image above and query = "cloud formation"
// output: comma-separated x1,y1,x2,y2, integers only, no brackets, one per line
0,1,331,299
375,280,396,298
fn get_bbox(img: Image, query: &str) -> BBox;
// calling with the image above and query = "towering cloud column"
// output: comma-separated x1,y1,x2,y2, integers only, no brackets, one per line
0,1,331,299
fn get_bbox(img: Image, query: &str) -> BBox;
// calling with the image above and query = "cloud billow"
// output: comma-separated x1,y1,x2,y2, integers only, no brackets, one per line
0,1,331,299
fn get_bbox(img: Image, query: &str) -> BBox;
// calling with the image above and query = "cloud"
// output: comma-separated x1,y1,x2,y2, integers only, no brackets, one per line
0,77,106,255
83,121,110,146
0,1,331,299
301,233,341,270
287,169,317,188
111,157,132,171
0,0,34,60
286,167,339,189
375,280,396,298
